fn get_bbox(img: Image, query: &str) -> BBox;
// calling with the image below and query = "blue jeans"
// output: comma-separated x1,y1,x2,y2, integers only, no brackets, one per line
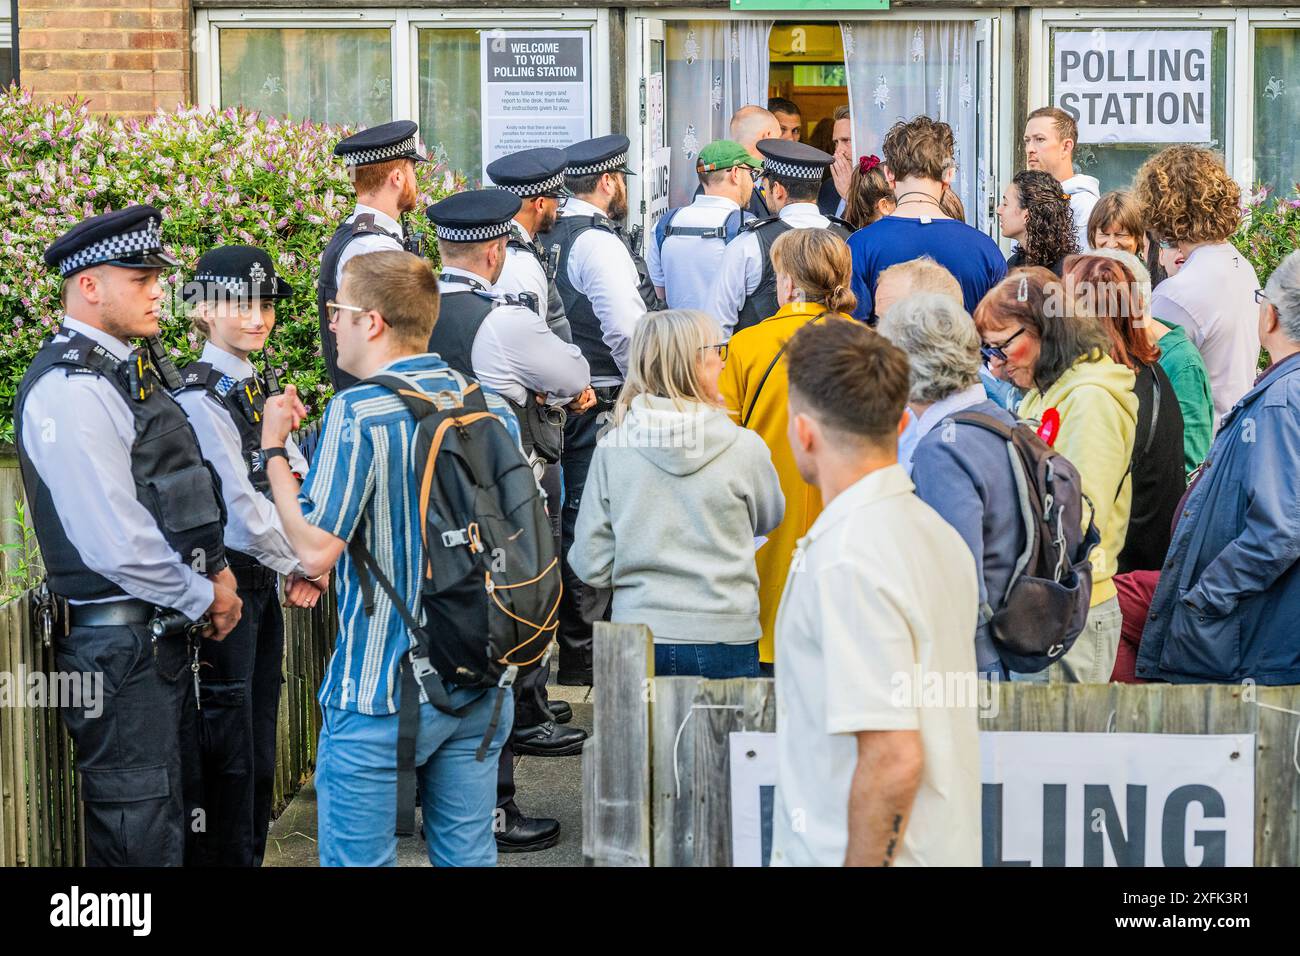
315,686,512,867
654,642,760,678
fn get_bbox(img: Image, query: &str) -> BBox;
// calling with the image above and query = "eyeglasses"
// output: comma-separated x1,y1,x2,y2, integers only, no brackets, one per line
699,342,729,362
1255,288,1269,305
326,301,366,321
980,327,1026,365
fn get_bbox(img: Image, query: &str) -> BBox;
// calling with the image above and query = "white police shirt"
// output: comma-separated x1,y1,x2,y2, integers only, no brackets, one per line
335,203,404,287
495,220,549,323
709,201,834,338
558,196,648,385
646,194,743,313
174,342,309,577
438,266,589,407
19,317,214,620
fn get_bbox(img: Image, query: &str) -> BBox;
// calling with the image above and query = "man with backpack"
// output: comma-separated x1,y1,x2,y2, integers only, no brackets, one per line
261,249,548,867
646,140,760,312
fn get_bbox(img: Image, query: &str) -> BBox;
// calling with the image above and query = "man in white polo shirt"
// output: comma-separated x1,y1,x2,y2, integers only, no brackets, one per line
771,318,980,867
647,139,759,312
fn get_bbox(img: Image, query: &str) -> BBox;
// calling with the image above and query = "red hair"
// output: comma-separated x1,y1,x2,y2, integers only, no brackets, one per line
1063,254,1159,369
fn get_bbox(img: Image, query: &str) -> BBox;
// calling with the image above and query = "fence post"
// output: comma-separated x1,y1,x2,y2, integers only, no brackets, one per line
584,621,653,866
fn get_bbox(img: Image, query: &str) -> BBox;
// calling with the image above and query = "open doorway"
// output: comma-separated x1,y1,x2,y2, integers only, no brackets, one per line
767,23,848,154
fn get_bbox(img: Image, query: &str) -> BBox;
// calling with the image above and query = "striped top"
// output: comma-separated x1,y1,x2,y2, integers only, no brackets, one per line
300,354,522,715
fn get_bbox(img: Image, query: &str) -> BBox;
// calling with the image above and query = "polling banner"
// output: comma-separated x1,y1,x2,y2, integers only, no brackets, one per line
1054,30,1212,144
731,730,1254,867
480,30,592,180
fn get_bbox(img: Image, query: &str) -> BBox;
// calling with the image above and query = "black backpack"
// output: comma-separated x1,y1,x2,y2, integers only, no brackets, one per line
951,411,1100,674
347,371,561,835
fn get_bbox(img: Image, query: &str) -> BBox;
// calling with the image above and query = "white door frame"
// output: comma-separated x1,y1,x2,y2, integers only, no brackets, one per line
625,7,1016,234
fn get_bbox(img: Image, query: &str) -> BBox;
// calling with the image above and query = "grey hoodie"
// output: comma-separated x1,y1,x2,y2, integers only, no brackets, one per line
567,394,785,644
1062,173,1100,251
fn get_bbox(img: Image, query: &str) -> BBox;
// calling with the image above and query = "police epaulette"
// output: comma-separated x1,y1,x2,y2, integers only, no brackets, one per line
176,362,235,398
740,216,781,232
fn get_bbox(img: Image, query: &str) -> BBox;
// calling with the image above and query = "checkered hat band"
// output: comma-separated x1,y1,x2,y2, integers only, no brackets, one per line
763,158,824,181
193,273,278,297
566,152,628,177
496,172,565,197
344,134,419,166
435,222,512,242
60,220,164,275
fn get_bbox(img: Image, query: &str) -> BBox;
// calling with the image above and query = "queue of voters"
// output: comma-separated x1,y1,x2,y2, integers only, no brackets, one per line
17,90,1300,873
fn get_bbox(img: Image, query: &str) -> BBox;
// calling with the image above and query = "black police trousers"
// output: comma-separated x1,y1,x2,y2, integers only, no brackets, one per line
184,571,283,867
57,622,191,866
557,406,604,676
497,462,561,814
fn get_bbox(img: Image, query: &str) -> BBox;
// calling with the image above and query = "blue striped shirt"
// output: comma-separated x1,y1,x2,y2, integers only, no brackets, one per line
300,354,522,715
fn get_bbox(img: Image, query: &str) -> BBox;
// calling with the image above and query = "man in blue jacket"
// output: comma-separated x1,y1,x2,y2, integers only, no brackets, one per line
1138,250,1300,685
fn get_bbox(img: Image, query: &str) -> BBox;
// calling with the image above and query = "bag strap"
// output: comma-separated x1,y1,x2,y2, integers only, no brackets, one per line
741,312,830,429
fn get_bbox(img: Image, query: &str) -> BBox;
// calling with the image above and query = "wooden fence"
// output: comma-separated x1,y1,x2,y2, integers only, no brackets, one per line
0,587,335,866
582,622,1300,866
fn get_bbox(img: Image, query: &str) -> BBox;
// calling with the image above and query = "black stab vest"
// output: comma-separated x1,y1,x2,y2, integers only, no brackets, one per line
15,330,229,602
506,223,572,344
536,213,659,381
734,215,855,336
427,276,502,380
318,213,402,392
177,361,272,498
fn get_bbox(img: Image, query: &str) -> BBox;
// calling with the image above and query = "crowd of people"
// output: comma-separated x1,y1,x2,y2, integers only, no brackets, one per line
20,94,1299,870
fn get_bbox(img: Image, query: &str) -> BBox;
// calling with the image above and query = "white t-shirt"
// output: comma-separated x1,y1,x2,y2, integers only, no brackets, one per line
646,194,743,312
770,464,981,867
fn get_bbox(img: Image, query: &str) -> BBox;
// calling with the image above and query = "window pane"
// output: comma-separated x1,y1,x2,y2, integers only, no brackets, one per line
416,28,483,182
219,28,392,128
0,48,11,89
1254,29,1300,194
1049,27,1228,191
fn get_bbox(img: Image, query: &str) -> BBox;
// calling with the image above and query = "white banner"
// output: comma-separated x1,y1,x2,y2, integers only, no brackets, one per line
731,731,1255,867
1054,30,1212,144
647,146,672,232
480,30,592,181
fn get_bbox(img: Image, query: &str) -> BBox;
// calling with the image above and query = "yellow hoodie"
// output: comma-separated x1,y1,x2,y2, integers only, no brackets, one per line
1019,355,1138,607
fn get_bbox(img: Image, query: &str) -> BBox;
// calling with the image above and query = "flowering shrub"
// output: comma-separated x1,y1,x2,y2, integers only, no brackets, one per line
0,88,458,442
1234,183,1300,286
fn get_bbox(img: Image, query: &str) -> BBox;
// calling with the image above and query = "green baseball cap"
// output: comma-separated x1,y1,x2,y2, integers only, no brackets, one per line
696,140,763,173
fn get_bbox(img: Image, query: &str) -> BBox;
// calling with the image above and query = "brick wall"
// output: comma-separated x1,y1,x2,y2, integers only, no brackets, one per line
18,0,192,116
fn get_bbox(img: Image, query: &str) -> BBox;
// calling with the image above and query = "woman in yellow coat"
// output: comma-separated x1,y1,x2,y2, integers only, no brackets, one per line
719,228,858,669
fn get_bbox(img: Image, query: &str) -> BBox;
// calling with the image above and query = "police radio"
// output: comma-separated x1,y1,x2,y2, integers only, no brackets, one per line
403,228,426,259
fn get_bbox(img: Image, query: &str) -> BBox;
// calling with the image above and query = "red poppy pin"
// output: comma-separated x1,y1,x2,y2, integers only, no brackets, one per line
1037,407,1061,446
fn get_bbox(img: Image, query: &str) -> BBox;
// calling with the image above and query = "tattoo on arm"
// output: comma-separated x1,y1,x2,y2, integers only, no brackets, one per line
882,814,904,867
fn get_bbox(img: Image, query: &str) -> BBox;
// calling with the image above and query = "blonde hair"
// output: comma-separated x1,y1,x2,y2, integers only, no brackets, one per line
876,256,962,307
769,228,857,315
614,309,723,424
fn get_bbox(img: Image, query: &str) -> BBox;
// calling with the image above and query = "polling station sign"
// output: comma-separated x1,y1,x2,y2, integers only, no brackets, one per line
731,731,1254,866
480,30,591,180
982,732,1253,867
1054,30,1212,144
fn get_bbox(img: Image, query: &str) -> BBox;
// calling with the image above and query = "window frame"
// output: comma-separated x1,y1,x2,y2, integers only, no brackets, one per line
194,7,611,171
1244,10,1300,192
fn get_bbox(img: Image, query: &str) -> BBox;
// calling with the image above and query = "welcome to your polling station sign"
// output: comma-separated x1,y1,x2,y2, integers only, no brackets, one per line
1053,29,1213,144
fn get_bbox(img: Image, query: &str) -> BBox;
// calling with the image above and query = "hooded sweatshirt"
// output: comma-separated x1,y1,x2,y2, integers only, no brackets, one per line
1061,173,1101,251
1019,354,1138,607
567,394,785,644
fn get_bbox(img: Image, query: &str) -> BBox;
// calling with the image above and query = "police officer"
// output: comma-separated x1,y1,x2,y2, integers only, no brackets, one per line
318,120,428,392
708,139,855,337
536,134,659,686
173,246,319,866
18,206,242,866
647,140,761,312
486,147,575,346
426,189,592,852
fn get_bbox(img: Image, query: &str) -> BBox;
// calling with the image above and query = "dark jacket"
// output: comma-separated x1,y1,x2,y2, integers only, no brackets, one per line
1118,361,1186,573
1137,354,1300,684
1007,247,1067,278
816,176,841,217
910,399,1026,678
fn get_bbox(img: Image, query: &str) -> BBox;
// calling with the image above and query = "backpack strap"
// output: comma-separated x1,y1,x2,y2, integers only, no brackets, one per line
653,207,680,252
741,312,830,429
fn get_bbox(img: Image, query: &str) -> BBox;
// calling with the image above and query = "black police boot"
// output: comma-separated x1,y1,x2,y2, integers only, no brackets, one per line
511,720,588,757
496,810,561,854
546,700,573,724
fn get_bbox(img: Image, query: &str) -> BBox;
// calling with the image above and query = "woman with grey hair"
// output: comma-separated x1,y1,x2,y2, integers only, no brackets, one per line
1137,250,1300,685
878,293,1026,679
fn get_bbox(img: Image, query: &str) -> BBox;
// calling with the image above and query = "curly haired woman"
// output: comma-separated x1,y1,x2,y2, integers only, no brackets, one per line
997,170,1079,276
1133,145,1259,426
